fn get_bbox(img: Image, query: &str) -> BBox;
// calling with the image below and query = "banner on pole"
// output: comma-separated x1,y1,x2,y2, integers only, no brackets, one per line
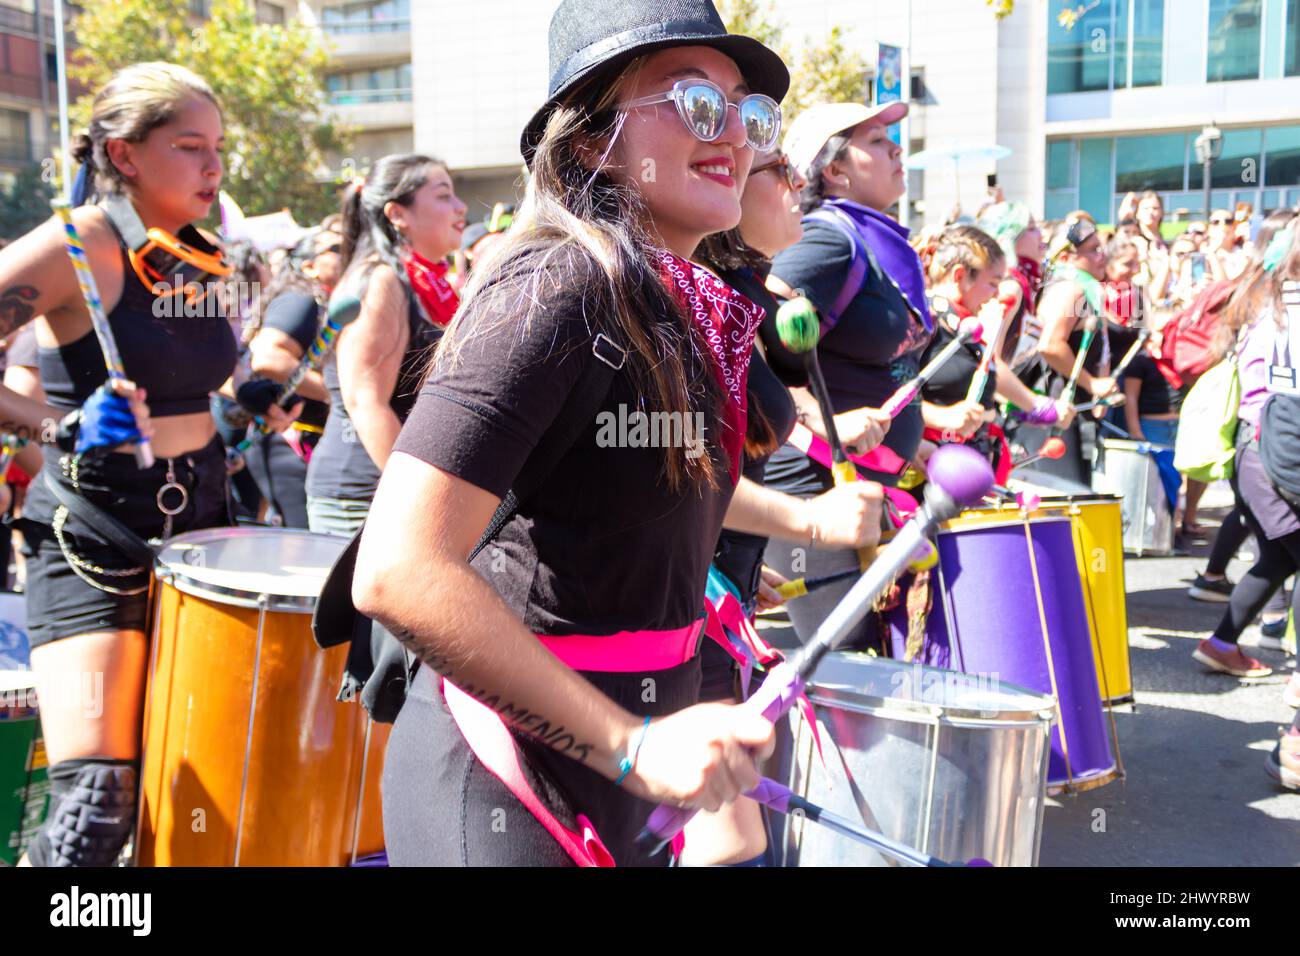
876,43,904,147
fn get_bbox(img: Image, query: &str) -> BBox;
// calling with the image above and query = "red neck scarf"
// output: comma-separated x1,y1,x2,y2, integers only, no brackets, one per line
656,250,765,483
406,251,460,327
1012,258,1043,315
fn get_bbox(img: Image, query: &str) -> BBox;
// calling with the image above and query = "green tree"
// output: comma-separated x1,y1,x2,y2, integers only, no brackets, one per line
717,0,866,127
67,0,347,224
0,164,56,240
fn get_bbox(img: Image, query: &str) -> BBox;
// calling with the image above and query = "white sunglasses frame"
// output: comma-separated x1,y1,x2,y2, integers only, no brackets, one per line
620,78,783,153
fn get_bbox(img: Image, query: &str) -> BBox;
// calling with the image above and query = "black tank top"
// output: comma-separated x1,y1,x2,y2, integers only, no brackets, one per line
38,209,238,415
306,288,442,501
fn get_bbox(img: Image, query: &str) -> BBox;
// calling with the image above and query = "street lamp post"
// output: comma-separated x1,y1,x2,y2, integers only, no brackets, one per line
1194,124,1223,222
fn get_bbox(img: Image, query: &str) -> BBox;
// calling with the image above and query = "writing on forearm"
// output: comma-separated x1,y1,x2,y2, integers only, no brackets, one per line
389,625,596,763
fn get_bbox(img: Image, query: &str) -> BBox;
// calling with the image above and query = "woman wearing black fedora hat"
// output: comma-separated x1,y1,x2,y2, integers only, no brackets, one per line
351,0,796,866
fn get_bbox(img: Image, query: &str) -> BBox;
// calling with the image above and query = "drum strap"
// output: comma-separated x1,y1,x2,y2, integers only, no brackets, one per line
43,471,156,568
442,679,615,868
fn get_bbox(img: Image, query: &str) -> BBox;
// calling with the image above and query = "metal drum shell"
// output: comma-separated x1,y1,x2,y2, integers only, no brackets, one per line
1093,439,1176,557
886,516,1121,794
949,497,1132,704
137,528,384,867
773,653,1054,868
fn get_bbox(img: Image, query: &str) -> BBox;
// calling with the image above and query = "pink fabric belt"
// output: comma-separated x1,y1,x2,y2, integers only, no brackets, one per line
537,619,705,673
788,421,907,476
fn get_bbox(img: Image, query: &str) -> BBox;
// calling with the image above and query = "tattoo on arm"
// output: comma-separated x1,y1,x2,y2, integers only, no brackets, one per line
389,624,596,763
0,286,37,338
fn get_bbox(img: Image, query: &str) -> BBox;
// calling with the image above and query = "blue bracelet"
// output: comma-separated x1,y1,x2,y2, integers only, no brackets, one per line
615,715,652,786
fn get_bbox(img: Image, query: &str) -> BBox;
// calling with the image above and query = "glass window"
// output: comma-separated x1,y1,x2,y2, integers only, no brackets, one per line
1115,133,1185,193
1047,140,1075,190
1079,138,1115,220
1207,0,1262,82
1130,0,1164,86
1261,188,1281,209
1288,0,1300,75
1209,128,1261,189
1045,193,1078,221
1048,0,1114,93
1265,125,1300,186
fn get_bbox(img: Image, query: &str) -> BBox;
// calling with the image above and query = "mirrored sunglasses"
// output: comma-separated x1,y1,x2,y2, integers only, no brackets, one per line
622,78,782,153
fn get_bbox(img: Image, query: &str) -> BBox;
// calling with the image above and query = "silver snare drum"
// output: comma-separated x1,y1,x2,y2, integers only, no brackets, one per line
775,653,1055,868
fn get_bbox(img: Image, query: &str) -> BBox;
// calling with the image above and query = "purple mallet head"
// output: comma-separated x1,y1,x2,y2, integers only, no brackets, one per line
966,857,994,867
927,444,995,507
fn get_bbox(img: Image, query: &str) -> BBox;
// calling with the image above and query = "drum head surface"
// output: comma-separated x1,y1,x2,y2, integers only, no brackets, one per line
156,528,349,606
807,653,1056,723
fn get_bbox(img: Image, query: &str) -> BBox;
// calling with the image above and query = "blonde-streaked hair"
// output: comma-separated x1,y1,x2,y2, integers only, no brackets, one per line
71,62,222,197
923,225,1005,284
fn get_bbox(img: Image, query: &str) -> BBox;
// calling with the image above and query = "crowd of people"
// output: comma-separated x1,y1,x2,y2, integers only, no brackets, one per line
0,0,1294,869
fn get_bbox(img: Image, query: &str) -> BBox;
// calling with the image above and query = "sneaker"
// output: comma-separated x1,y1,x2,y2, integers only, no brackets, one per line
1188,574,1234,603
1259,617,1290,651
1286,672,1300,709
1265,733,1300,790
1192,639,1273,677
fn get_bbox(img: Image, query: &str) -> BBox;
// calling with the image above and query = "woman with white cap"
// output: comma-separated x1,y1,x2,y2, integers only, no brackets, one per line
759,101,981,648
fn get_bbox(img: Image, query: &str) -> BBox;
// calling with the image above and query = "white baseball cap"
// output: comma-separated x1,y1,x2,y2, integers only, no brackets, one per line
784,101,909,180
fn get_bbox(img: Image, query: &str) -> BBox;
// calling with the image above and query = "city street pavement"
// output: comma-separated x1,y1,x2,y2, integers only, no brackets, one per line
1037,490,1300,867
759,483,1300,866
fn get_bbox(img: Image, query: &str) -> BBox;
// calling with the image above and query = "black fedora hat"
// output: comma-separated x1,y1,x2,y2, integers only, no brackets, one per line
520,0,790,164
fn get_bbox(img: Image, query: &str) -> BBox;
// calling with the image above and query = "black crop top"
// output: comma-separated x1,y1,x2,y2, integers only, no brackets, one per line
920,293,998,409
306,286,443,502
38,209,238,416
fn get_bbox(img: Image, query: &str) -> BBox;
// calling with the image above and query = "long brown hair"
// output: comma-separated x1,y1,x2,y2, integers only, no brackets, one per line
1221,209,1300,348
436,58,725,491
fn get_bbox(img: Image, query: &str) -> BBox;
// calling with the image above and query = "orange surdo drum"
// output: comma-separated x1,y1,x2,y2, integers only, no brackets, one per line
136,528,387,866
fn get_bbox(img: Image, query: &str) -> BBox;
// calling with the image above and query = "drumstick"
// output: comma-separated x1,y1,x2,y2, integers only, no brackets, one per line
1012,435,1066,468
1059,311,1099,409
745,777,989,867
964,298,1011,405
775,297,855,487
51,200,153,468
776,296,876,571
774,566,859,600
881,319,983,418
637,443,995,856
1110,327,1151,382
1072,394,1125,413
237,290,364,451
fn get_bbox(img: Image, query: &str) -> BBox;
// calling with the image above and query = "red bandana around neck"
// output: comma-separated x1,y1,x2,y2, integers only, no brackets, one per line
406,251,460,327
655,250,765,483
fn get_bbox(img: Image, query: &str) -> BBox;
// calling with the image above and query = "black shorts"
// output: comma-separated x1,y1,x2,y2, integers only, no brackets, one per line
21,437,231,647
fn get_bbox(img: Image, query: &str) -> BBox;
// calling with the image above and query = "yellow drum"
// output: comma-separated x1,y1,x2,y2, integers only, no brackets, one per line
948,494,1132,704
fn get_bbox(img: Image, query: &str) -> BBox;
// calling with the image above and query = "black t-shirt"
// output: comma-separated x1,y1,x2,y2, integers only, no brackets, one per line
712,268,797,599
761,217,931,493
920,294,997,409
307,287,443,502
392,254,739,637
1124,350,1180,416
261,291,329,430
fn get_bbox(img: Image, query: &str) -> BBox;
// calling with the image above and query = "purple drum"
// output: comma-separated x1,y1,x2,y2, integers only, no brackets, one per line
887,516,1119,793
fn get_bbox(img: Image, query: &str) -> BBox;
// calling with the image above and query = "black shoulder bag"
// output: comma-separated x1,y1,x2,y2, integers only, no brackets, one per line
311,332,627,722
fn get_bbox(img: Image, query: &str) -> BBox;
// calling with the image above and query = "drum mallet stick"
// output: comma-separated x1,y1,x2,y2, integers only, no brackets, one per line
776,296,877,571
774,567,859,601
1058,311,1099,410
1110,327,1151,381
964,298,1010,406
1072,394,1124,414
1012,435,1067,469
51,199,153,468
775,296,856,488
745,777,989,867
881,318,983,418
636,444,995,856
237,289,364,451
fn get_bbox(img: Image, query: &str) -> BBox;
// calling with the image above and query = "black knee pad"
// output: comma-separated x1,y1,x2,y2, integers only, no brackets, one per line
27,758,138,867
